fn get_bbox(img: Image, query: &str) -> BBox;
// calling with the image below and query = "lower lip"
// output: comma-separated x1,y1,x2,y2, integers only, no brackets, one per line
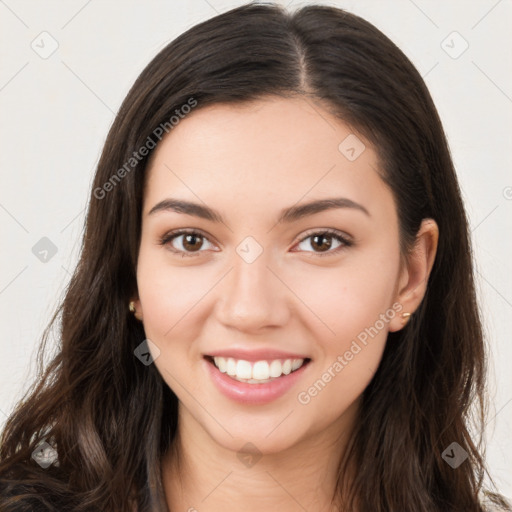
204,358,310,405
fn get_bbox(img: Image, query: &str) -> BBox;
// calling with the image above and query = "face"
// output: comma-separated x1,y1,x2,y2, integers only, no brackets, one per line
133,96,412,455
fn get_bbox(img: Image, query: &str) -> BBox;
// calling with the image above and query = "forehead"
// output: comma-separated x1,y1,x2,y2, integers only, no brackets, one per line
142,96,394,222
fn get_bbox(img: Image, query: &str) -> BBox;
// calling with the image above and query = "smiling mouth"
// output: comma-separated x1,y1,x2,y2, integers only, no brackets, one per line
204,355,311,384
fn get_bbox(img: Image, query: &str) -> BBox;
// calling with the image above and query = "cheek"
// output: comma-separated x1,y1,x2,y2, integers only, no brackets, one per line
296,333,386,440
136,248,212,338
290,245,400,350
291,249,399,426
135,255,206,396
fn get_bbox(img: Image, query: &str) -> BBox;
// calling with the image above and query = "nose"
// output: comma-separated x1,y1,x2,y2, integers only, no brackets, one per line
214,249,290,333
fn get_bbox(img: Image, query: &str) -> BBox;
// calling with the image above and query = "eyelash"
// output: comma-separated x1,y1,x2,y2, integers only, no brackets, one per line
158,228,353,258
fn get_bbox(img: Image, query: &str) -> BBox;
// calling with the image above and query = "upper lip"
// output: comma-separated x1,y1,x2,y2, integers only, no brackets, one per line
205,348,310,362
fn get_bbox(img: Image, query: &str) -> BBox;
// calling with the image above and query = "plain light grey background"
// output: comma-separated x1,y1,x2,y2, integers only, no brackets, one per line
1,0,511,498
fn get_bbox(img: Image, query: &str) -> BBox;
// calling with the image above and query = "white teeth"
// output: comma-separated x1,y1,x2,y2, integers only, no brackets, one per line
226,358,237,376
211,356,306,382
269,360,282,378
214,357,227,373
291,359,302,371
252,361,270,380
236,360,252,379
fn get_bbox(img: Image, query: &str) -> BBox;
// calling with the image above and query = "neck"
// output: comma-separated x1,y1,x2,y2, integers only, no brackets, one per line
161,402,359,512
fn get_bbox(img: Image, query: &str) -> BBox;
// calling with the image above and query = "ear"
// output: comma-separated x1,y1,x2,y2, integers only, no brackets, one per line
388,218,439,332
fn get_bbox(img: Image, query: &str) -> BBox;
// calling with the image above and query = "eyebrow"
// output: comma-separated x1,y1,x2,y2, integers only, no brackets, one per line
147,197,370,223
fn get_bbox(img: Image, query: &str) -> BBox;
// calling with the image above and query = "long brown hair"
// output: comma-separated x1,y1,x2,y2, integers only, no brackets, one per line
0,3,509,511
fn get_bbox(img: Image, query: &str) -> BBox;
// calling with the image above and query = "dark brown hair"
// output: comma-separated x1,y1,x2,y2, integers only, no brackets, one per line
0,2,509,511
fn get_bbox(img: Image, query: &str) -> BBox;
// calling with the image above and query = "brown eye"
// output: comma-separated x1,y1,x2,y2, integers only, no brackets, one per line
181,233,204,252
310,234,333,252
294,230,352,257
159,230,214,257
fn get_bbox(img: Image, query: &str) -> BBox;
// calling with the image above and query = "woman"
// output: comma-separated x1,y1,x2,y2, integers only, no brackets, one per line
0,3,509,511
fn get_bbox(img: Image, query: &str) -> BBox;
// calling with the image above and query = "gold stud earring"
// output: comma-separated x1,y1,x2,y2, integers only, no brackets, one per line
129,301,143,322
401,312,411,325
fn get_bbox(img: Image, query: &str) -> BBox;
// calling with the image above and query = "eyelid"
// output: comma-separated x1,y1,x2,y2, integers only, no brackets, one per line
159,228,218,257
159,227,353,257
295,227,352,244
292,228,353,257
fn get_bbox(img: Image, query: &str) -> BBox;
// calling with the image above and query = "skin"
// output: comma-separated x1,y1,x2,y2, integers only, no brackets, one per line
131,96,438,511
